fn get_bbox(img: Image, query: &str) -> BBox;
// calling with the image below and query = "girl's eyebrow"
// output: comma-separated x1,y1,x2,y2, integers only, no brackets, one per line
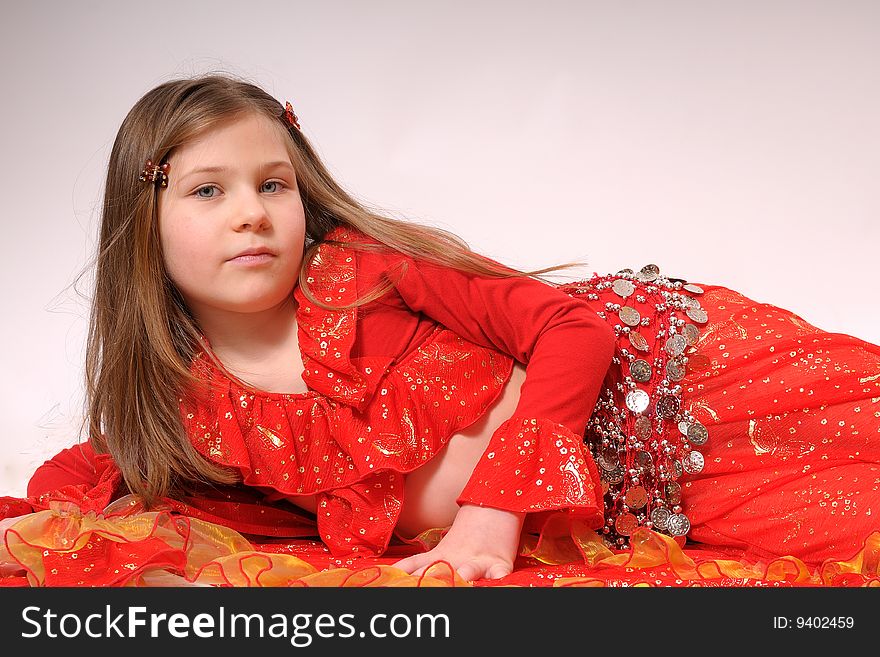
179,160,294,183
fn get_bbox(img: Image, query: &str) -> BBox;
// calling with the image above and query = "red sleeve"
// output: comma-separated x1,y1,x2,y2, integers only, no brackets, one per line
366,245,617,519
27,440,103,497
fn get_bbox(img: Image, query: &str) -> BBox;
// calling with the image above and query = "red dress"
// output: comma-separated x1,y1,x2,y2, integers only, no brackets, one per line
5,224,880,586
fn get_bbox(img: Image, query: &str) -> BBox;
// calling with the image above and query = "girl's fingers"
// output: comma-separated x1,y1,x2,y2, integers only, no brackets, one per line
454,562,480,582
391,555,422,573
402,563,430,579
453,561,511,582
392,553,438,575
391,557,412,570
394,553,511,581
485,562,513,580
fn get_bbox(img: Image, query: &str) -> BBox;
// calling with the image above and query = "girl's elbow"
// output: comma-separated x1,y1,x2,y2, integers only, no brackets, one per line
580,308,617,364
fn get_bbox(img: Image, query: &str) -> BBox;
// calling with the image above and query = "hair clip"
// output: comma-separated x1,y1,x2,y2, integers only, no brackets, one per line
139,159,170,188
282,101,301,131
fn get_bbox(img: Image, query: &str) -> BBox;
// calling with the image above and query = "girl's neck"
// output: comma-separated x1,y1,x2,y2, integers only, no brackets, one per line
196,295,299,365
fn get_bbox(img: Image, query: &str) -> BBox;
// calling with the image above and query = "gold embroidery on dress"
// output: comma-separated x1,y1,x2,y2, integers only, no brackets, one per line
748,418,813,459
322,269,355,286
689,399,721,422
382,491,402,520
562,459,587,503
767,508,805,544
488,351,509,387
256,425,285,450
695,316,749,348
700,289,741,306
323,316,352,340
786,314,820,334
372,407,417,456
415,340,473,364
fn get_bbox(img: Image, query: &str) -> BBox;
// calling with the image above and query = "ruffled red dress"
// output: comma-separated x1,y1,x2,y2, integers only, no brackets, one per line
4,224,880,587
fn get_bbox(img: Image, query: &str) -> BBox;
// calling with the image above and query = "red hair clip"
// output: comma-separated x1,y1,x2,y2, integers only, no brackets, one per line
282,101,301,131
139,159,170,188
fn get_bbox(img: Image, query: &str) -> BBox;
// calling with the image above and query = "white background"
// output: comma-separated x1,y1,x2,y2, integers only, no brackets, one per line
1,0,878,496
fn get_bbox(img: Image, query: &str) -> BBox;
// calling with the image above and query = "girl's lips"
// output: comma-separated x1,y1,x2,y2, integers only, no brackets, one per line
228,253,275,265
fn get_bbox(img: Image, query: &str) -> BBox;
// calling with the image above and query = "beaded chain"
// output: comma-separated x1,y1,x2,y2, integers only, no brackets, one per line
559,264,711,550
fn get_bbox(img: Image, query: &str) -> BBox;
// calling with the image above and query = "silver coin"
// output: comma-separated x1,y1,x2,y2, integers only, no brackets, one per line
625,485,648,509
682,450,704,474
615,512,639,536
678,420,691,435
683,283,704,294
656,394,680,419
612,279,636,298
626,389,650,413
628,331,650,352
650,507,671,531
640,264,660,281
598,446,620,471
687,422,709,446
634,415,653,440
619,306,641,326
671,459,684,479
682,324,701,345
603,466,625,485
666,359,686,381
630,359,652,383
664,334,687,357
635,450,654,469
680,296,701,310
666,513,691,537
666,481,682,504
617,268,633,275
686,307,708,324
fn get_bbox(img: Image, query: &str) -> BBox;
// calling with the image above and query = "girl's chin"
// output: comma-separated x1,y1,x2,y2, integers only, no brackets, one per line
191,293,297,317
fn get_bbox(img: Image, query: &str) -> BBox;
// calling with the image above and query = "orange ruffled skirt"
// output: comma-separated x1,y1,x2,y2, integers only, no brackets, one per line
2,277,880,587
2,496,879,587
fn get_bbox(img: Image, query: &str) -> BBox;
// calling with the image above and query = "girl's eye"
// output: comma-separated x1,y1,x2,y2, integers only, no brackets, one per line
195,185,217,198
193,181,285,198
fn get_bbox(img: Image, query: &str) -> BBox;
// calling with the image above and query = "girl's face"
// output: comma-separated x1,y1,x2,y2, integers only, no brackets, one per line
158,113,306,321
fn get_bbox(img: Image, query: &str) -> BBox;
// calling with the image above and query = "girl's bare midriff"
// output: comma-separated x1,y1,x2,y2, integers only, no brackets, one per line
284,362,529,537
396,360,528,538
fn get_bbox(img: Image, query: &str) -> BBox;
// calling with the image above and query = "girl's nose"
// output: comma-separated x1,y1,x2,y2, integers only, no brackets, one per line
233,192,271,232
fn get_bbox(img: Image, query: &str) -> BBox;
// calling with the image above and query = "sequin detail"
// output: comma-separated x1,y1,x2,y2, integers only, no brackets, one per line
456,416,604,524
559,264,711,549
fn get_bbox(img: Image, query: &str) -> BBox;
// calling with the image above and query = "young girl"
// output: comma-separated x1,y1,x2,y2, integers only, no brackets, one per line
5,73,880,585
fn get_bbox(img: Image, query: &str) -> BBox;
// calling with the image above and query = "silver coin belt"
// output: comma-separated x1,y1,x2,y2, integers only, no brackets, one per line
558,264,710,550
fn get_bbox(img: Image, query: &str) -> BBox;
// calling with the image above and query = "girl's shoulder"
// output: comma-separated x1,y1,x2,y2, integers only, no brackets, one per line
319,224,406,272
324,223,378,245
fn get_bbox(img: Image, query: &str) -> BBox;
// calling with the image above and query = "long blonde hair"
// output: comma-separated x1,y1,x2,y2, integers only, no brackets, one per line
86,72,591,506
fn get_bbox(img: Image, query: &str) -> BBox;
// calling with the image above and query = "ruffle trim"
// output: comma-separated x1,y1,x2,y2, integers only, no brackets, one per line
293,224,391,411
186,325,513,502
3,495,880,587
457,416,604,525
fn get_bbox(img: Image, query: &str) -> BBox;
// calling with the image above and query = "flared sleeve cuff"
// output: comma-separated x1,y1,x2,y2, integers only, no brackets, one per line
456,416,605,521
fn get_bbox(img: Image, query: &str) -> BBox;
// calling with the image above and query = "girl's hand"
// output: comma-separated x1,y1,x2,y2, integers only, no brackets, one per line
392,503,525,582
